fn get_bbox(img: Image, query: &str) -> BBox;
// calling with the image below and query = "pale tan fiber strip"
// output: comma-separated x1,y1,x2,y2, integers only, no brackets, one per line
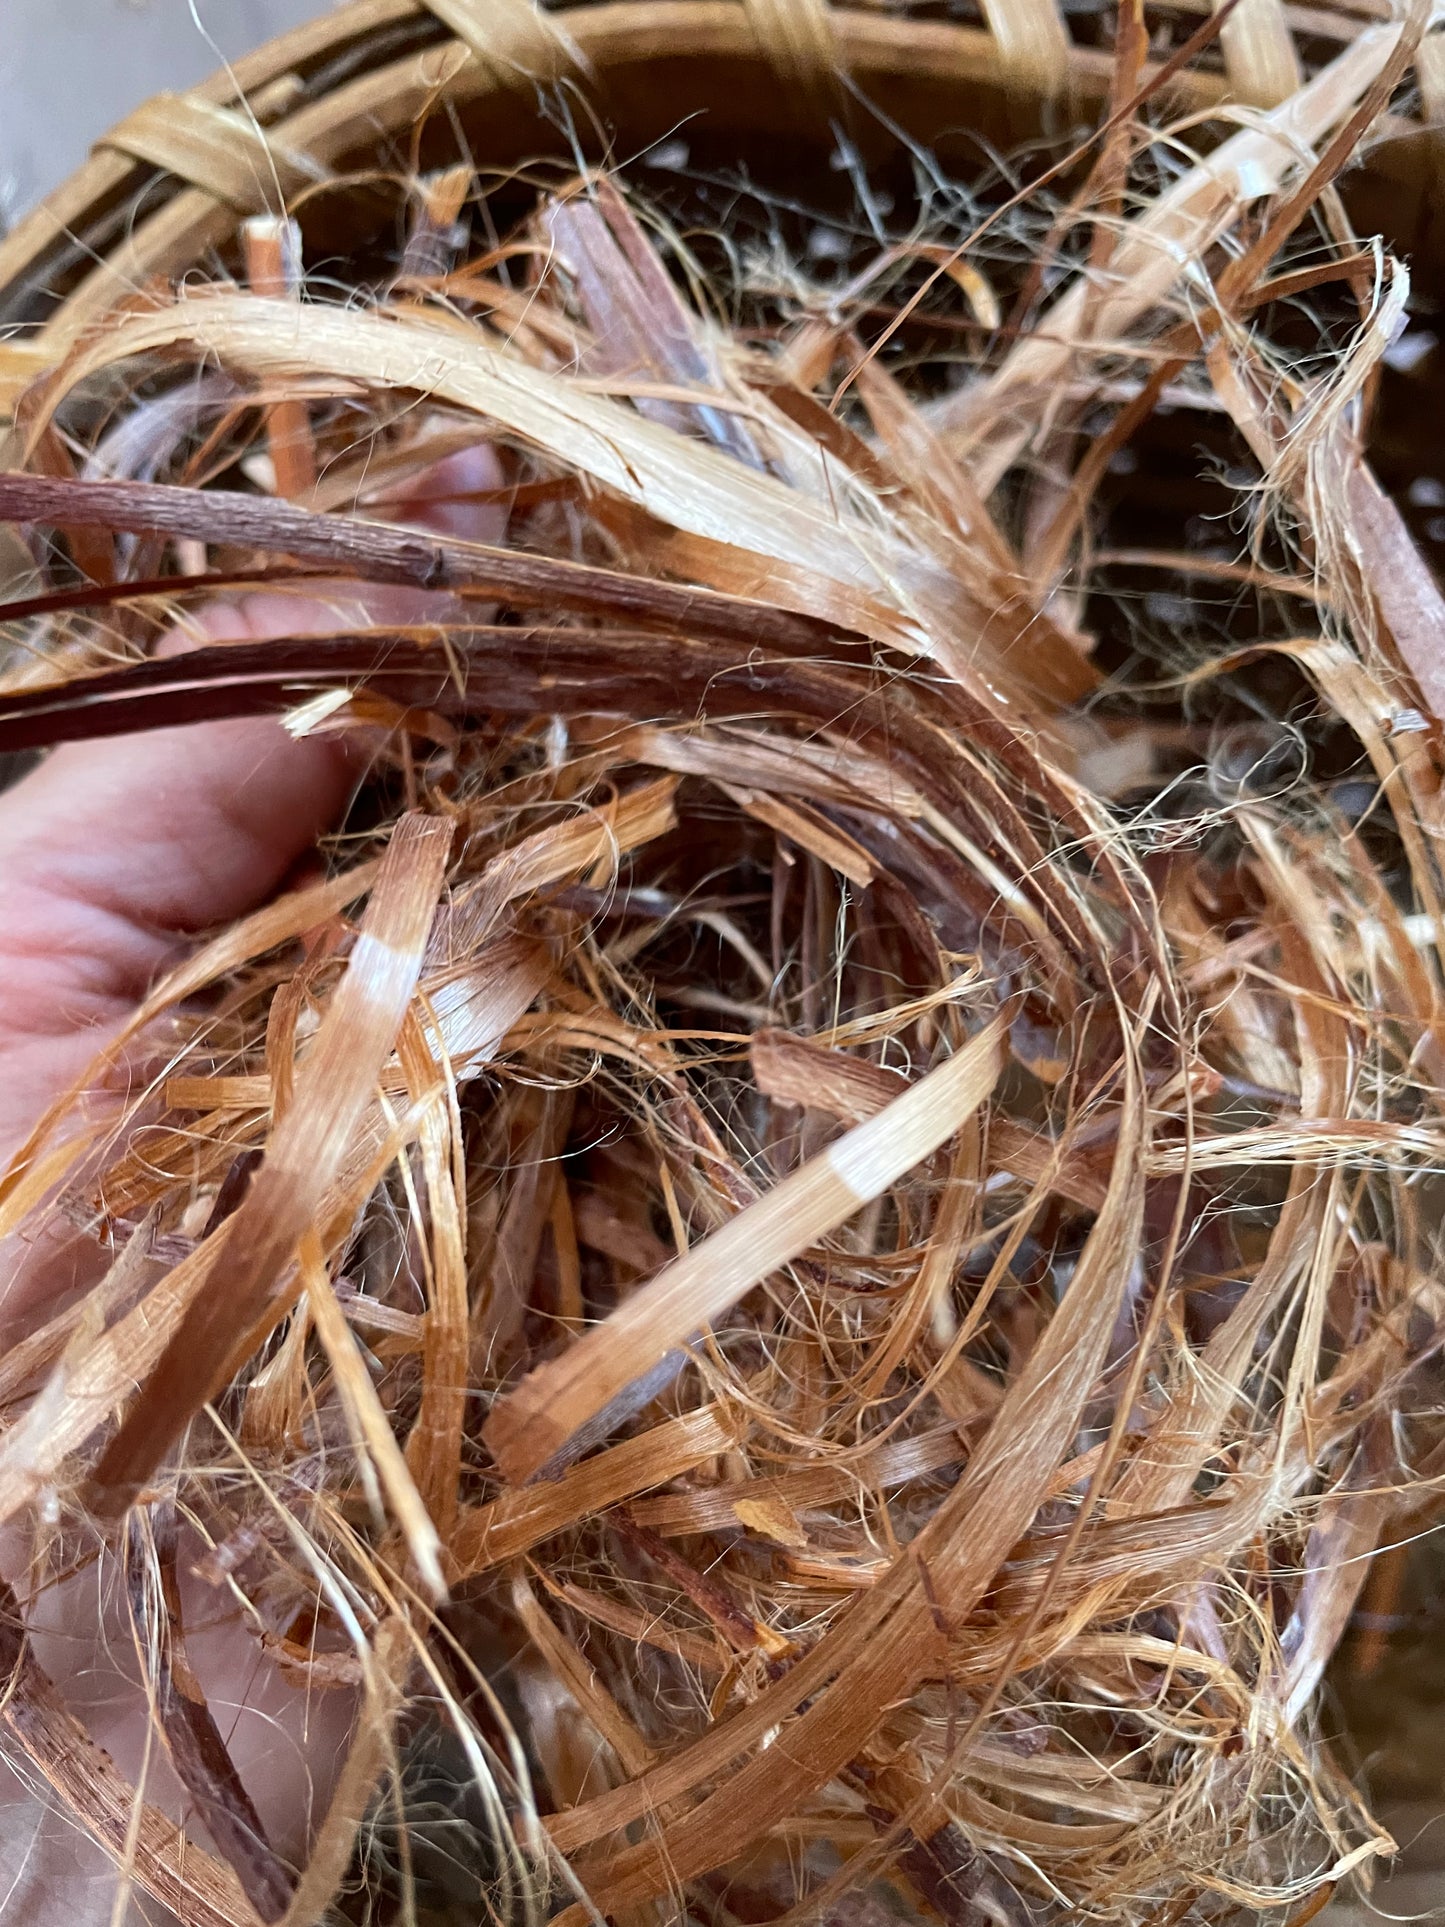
243,215,317,499
0,341,53,413
1416,29,1445,127
92,813,454,1503
134,860,381,1030
615,721,925,818
1215,0,1302,105
422,0,584,78
0,860,377,1235
164,1075,274,1112
546,1580,903,1858
726,785,875,887
512,1574,656,1775
398,1006,470,1542
564,1032,1147,1907
742,0,842,99
1146,1116,1445,1168
96,94,328,213
0,1133,91,1244
164,937,548,1118
538,1575,723,1673
0,1106,421,1531
452,775,678,940
0,1238,229,1528
483,1019,1004,1482
276,1619,411,1927
43,294,950,652
303,1231,447,1600
978,0,1071,92
944,17,1416,492
630,1422,965,1534
452,1405,739,1575
1343,457,1445,722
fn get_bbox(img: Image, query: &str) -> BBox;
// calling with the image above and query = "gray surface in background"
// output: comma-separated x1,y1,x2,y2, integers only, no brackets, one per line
0,0,323,224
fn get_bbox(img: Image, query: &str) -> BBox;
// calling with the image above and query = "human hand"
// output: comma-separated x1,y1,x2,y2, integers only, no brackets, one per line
0,444,504,1922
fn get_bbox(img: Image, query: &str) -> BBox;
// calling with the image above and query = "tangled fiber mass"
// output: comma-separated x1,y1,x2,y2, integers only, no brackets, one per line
3,10,1445,1923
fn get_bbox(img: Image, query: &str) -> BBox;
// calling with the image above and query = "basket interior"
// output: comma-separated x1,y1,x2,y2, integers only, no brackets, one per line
6,2,1445,673
4,0,1445,337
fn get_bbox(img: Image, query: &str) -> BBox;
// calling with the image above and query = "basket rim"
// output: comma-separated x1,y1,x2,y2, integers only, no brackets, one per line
0,0,1438,414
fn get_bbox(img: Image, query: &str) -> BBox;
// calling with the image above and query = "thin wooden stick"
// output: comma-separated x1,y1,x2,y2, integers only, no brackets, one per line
242,216,317,500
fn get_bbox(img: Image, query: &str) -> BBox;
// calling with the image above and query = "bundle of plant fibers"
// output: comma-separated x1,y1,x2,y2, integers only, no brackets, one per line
2,12,1445,1924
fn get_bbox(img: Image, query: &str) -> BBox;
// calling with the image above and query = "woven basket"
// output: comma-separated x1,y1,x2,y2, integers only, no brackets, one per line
0,0,1443,411
4,7,1445,1924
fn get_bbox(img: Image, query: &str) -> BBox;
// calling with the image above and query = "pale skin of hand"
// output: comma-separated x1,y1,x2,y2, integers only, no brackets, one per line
0,448,504,1921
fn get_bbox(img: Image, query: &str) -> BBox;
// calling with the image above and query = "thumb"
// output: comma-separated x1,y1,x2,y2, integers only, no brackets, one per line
0,443,504,1307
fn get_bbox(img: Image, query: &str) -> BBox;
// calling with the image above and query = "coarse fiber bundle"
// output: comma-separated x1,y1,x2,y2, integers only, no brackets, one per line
3,1,1445,1923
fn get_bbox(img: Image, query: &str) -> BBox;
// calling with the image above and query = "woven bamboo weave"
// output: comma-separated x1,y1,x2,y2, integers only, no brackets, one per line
0,0,1442,420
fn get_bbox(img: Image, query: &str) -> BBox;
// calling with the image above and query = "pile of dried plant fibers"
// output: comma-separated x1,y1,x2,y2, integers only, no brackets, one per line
4,7,1445,1924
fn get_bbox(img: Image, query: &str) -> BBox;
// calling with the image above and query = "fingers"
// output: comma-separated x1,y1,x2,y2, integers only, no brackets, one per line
21,1532,357,1873
0,443,506,1167
0,444,507,1921
0,1523,359,1927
